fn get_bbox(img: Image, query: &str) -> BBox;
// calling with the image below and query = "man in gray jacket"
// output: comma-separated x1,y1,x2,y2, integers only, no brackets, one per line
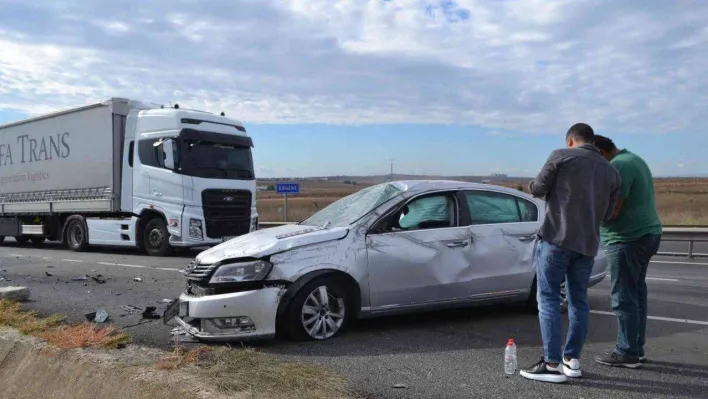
520,123,621,383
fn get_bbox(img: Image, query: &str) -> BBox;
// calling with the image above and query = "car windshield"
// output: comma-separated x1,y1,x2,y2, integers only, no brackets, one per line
301,183,405,228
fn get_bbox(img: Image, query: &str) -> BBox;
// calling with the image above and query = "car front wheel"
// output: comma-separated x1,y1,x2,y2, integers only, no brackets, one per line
286,277,351,341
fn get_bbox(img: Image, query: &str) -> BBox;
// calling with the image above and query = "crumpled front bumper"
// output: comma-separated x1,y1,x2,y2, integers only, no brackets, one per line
168,287,282,342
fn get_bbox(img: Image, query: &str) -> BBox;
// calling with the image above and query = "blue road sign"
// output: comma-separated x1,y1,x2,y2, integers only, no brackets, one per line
276,182,300,194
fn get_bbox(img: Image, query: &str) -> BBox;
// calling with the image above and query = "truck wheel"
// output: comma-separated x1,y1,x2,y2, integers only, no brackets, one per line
14,236,29,245
65,217,89,252
30,236,46,245
285,276,352,341
143,218,173,257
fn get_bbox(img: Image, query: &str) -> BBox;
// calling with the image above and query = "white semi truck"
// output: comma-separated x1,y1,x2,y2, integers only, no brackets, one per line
0,98,259,256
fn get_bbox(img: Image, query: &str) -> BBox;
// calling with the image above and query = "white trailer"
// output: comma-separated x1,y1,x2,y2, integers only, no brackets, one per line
0,98,259,256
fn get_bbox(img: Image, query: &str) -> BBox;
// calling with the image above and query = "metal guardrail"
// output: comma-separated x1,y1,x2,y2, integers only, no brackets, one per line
258,223,708,260
658,227,708,259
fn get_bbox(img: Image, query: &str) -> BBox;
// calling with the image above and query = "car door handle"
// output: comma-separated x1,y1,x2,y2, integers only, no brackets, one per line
447,241,469,248
518,235,536,242
153,191,163,197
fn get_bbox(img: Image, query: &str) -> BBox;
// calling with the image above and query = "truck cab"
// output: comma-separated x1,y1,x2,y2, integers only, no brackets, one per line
123,105,258,255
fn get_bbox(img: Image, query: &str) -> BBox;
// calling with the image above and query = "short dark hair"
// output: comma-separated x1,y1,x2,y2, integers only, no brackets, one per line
566,123,594,143
593,134,616,152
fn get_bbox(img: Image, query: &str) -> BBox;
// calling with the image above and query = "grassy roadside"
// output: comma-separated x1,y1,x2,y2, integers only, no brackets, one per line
0,299,354,399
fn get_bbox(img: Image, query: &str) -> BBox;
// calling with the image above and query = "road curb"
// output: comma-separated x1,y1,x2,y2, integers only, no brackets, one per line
0,286,30,302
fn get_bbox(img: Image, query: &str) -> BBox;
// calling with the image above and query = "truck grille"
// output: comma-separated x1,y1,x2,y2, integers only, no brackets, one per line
201,189,252,239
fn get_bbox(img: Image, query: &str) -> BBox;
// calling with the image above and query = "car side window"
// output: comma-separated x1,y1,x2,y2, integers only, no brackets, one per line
465,191,537,225
394,194,455,231
517,197,539,222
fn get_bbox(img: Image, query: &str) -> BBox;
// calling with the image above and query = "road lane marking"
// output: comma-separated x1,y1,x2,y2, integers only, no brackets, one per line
97,261,182,272
62,259,84,263
646,277,679,282
591,310,708,326
652,260,708,266
97,262,149,269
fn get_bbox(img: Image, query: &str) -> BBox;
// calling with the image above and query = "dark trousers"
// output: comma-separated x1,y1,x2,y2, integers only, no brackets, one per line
605,234,662,357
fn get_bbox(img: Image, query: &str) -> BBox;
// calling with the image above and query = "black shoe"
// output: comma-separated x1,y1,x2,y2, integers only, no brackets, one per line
520,359,567,383
639,355,647,363
595,351,641,369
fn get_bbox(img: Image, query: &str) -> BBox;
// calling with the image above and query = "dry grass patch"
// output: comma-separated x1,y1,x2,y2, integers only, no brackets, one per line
156,343,352,398
0,299,130,349
39,322,131,350
1,300,354,398
255,178,708,226
201,347,351,399
0,299,63,334
156,345,212,370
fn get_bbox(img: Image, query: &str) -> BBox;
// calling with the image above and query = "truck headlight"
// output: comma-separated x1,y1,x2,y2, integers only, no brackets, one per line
250,216,259,232
208,260,272,283
189,218,204,240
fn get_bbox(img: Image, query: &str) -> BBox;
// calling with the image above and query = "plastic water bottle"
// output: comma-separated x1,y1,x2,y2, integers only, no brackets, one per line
504,338,517,375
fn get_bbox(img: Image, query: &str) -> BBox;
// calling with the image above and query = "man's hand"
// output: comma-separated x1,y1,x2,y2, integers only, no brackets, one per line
529,150,562,198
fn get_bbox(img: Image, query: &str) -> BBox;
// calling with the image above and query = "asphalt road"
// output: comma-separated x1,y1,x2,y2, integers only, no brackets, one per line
1,238,707,399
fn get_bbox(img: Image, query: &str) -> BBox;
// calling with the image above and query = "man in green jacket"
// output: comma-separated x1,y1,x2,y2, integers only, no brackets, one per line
592,135,663,368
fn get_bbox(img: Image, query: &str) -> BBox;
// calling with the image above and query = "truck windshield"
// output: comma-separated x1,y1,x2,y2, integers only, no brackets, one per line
181,139,255,180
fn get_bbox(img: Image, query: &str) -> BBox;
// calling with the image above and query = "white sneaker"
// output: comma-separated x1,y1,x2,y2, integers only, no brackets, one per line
562,357,582,378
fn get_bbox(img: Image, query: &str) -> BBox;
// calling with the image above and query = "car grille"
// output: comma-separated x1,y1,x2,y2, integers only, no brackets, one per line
201,189,252,239
186,259,218,281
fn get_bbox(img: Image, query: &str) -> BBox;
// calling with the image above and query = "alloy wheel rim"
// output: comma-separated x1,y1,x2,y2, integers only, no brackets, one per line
301,285,345,340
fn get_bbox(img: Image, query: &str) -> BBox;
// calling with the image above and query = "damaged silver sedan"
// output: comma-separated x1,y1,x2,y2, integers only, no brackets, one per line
163,180,608,342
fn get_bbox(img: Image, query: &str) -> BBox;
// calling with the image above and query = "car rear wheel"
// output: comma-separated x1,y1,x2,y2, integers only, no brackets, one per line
286,277,351,341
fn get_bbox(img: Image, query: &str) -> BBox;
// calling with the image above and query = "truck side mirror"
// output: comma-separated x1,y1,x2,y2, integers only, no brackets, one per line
162,139,175,170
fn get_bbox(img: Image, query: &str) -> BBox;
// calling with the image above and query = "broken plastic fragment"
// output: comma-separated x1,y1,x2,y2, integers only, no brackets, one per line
91,276,107,284
133,277,143,282
94,308,109,323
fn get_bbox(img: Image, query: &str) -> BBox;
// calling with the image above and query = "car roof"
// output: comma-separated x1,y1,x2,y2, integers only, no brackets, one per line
387,179,527,196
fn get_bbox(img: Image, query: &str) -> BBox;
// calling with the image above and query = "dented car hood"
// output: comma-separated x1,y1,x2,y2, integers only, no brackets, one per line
195,224,349,264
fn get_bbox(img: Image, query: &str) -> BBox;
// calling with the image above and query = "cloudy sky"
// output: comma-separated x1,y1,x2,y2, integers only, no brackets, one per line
1,0,707,177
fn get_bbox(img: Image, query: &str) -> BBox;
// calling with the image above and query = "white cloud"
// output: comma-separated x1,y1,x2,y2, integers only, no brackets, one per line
0,0,706,133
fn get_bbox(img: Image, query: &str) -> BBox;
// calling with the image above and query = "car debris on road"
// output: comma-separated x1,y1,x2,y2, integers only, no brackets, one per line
85,308,110,323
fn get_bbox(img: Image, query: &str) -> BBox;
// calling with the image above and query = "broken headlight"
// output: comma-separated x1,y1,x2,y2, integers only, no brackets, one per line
208,260,272,284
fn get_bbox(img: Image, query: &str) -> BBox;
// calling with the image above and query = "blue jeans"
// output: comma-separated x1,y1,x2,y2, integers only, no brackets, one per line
605,234,662,358
535,240,595,364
